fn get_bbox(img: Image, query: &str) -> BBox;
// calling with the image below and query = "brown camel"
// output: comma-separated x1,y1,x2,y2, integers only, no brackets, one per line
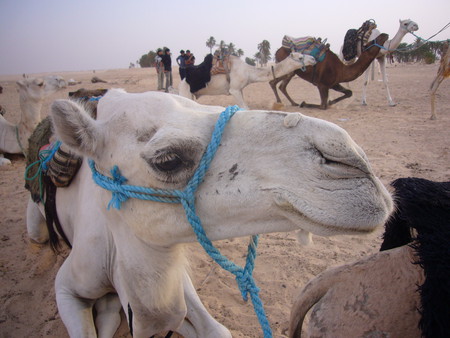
269,33,389,109
430,41,449,120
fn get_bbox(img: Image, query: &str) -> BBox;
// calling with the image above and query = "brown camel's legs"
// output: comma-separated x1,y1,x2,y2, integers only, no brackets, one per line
277,73,298,106
300,86,329,109
328,84,353,106
269,75,287,103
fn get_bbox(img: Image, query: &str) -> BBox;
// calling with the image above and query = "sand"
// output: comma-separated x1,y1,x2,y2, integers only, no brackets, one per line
0,62,449,337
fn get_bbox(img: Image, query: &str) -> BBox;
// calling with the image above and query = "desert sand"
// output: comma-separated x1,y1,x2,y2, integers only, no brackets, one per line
0,61,449,337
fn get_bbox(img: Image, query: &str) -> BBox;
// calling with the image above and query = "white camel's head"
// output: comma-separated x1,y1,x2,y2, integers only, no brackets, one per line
16,75,67,101
289,52,316,68
50,90,393,246
399,19,419,33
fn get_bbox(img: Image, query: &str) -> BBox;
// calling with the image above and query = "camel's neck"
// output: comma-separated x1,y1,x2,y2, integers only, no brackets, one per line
0,92,43,154
18,92,43,135
248,65,276,83
382,29,409,55
249,60,297,83
111,222,187,315
341,49,379,82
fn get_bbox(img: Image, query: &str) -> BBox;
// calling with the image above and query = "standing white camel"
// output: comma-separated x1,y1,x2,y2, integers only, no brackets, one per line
178,53,316,109
26,89,392,337
430,41,449,120
0,76,67,165
344,19,419,106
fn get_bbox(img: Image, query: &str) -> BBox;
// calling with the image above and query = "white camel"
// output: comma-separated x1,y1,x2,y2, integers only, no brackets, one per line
430,41,449,120
344,19,419,106
289,245,424,338
178,52,316,109
0,75,67,166
26,89,392,337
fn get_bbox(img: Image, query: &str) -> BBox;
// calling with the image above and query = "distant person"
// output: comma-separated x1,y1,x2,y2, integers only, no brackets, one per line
155,49,164,90
176,50,187,80
161,48,173,92
185,50,195,68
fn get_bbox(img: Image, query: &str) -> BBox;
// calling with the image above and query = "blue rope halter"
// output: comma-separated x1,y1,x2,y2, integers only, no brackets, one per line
89,105,273,337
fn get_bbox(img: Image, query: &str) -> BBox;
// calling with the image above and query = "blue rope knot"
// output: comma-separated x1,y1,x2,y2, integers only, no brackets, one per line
107,165,129,210
236,269,260,302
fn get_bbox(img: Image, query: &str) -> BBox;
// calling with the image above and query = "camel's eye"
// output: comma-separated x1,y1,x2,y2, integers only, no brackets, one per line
153,153,183,172
142,141,202,185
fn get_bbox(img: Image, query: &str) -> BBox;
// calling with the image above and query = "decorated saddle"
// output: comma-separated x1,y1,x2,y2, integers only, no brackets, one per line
282,35,329,62
342,19,378,61
211,48,231,76
25,90,105,202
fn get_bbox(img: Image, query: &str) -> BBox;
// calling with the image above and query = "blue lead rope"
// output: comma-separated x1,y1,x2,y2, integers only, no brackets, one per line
89,105,273,337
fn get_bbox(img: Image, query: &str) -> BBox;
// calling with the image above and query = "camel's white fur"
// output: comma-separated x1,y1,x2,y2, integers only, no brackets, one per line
178,53,316,109
289,245,424,338
27,89,392,337
361,19,419,106
0,75,67,166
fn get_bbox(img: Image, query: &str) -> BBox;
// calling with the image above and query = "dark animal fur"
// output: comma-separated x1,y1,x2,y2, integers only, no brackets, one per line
380,177,450,338
185,54,214,93
68,88,108,119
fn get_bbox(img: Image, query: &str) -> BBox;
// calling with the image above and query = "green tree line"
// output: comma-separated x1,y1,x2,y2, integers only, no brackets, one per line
391,39,449,64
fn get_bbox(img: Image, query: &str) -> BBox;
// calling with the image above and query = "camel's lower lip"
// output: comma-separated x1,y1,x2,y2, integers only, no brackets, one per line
271,188,382,236
278,201,375,236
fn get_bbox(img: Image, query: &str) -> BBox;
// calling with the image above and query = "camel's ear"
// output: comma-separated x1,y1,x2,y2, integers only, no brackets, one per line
16,80,25,89
50,99,103,158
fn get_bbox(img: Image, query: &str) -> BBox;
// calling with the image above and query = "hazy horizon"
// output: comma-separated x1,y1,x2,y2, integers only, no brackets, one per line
1,0,449,76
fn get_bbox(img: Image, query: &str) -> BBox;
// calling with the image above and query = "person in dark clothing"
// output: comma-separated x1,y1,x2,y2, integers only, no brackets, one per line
176,50,187,80
185,50,195,68
155,48,164,90
161,48,173,92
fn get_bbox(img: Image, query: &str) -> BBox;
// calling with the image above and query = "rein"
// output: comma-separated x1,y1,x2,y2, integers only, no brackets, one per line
89,105,273,337
364,22,450,53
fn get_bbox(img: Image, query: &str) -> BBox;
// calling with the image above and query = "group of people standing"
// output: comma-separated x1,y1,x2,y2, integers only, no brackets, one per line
176,50,195,80
155,48,195,92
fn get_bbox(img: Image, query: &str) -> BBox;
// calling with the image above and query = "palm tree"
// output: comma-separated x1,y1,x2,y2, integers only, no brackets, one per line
228,43,236,55
206,36,216,54
237,49,244,57
254,52,262,67
257,40,271,66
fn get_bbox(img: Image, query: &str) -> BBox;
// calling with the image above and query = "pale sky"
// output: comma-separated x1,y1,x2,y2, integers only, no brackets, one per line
0,0,449,75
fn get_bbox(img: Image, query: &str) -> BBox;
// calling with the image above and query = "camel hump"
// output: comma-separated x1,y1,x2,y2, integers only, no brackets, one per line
289,268,339,337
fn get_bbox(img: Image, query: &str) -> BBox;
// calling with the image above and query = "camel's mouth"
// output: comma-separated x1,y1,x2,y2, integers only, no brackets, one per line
271,188,385,236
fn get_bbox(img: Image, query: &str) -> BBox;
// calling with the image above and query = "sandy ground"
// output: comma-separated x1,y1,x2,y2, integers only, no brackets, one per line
0,61,449,338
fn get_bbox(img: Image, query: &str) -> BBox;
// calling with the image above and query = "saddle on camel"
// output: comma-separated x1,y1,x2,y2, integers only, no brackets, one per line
281,35,329,62
25,89,108,250
342,19,378,61
184,48,232,93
